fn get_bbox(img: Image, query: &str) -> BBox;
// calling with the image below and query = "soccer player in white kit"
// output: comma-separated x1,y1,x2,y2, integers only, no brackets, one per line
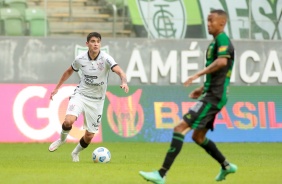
48,32,129,162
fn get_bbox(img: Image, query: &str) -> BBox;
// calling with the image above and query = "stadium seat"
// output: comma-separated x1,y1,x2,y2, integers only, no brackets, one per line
0,0,4,6
25,8,48,36
4,0,27,17
0,8,25,36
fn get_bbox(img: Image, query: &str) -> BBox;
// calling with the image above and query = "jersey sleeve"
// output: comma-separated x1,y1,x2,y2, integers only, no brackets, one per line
216,33,231,58
71,58,79,72
105,54,118,70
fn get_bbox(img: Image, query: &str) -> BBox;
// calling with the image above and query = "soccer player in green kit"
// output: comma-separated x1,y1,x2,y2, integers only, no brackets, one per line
139,9,237,184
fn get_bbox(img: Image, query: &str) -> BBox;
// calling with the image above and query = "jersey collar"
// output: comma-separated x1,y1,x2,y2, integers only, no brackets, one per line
87,51,100,61
214,32,225,39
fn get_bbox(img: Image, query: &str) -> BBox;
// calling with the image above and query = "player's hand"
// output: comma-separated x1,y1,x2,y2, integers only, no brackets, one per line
50,89,58,100
120,83,129,93
184,75,198,87
184,77,193,87
189,88,202,99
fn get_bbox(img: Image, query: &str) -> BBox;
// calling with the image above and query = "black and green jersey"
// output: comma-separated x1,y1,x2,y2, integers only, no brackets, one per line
204,32,234,109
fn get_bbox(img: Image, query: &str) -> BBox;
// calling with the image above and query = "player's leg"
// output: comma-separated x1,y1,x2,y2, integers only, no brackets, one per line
192,128,228,166
188,100,227,165
49,94,83,152
48,115,77,152
71,98,103,162
71,130,94,162
158,122,191,177
191,105,237,182
139,120,191,184
193,129,237,181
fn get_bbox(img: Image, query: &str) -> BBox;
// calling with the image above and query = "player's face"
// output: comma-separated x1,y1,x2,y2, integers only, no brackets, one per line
87,36,101,53
207,13,224,36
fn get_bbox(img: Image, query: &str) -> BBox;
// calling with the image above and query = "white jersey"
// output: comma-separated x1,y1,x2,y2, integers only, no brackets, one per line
71,50,117,100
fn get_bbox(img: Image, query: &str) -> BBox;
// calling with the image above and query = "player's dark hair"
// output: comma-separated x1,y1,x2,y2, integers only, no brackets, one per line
210,9,228,20
87,32,102,42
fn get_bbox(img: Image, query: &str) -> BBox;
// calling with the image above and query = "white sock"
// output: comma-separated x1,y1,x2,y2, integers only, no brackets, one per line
60,130,70,142
72,143,84,154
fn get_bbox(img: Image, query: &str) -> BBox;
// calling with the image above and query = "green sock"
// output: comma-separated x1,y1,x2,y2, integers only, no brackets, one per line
159,132,184,177
199,138,227,168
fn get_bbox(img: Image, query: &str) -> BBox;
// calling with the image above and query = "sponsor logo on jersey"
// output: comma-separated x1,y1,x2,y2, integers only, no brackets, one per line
68,104,75,111
91,82,104,86
106,58,112,65
218,46,227,52
84,75,101,85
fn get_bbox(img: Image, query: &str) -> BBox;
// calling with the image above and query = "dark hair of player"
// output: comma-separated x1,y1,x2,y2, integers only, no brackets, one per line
87,32,102,42
210,9,228,20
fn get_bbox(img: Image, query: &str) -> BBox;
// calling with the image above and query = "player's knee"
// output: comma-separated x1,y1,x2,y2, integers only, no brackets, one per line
192,134,204,144
84,132,94,143
173,126,182,133
85,134,94,141
63,119,74,128
173,121,188,133
62,123,72,131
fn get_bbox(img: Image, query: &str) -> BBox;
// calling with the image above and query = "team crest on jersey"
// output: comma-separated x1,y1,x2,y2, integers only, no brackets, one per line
137,0,186,38
97,62,104,71
207,45,213,58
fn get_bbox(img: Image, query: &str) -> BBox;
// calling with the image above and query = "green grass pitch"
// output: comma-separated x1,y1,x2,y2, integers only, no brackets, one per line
0,142,281,184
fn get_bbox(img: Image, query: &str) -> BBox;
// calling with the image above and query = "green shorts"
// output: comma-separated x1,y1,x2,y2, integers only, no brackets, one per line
183,100,221,131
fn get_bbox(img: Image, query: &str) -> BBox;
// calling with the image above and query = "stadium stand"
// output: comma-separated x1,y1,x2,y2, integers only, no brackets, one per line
25,7,48,36
0,8,25,36
26,0,132,37
3,0,27,17
0,0,132,37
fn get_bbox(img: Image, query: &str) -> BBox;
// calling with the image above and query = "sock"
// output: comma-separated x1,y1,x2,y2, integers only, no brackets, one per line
199,138,228,169
221,160,230,170
60,124,72,142
72,144,84,154
159,132,184,177
72,137,89,154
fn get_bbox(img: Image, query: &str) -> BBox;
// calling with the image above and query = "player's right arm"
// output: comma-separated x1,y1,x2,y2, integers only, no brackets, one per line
184,57,227,87
50,66,74,100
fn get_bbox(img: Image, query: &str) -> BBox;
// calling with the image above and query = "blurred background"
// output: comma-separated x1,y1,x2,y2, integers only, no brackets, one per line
0,0,281,39
0,0,282,143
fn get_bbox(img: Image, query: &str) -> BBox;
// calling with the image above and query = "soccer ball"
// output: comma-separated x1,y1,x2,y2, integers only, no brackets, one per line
92,147,111,163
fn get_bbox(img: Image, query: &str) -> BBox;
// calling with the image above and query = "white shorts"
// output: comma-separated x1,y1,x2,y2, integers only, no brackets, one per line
66,93,104,133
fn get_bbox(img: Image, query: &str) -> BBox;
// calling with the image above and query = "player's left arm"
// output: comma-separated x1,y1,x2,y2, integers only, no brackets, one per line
112,65,129,93
199,57,228,75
